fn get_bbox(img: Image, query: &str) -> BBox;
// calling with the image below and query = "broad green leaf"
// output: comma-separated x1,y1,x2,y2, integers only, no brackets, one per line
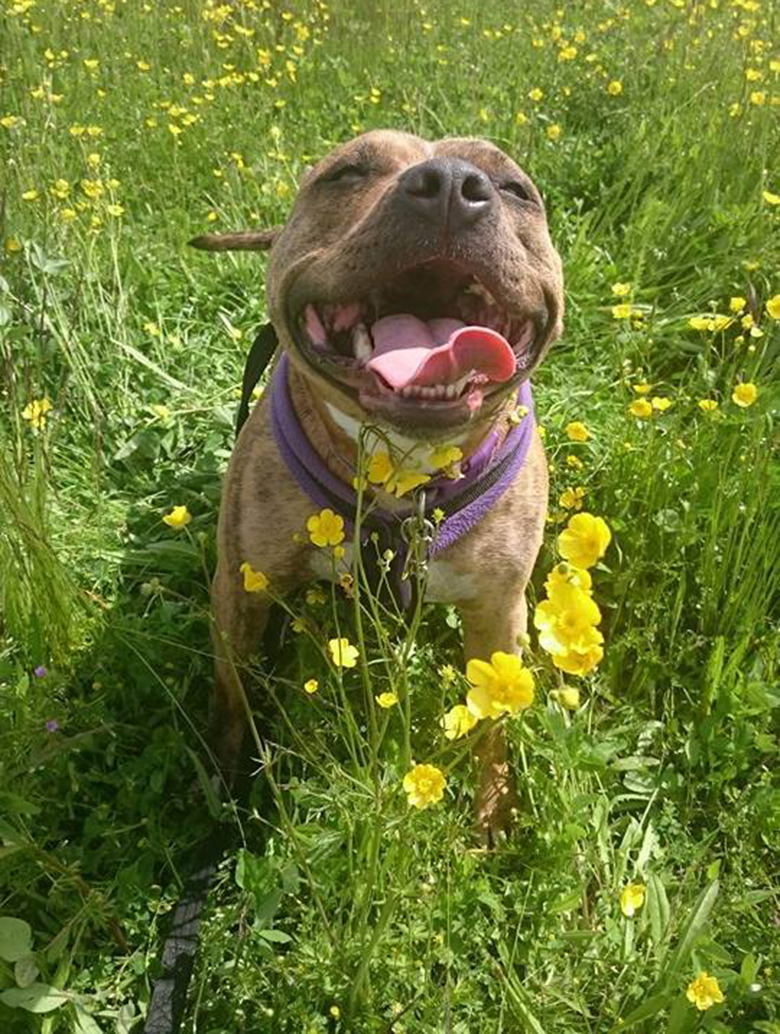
14,956,39,987
619,992,672,1028
647,873,670,948
0,917,33,962
740,951,758,985
668,880,719,975
0,983,68,1013
258,928,292,944
74,1005,104,1034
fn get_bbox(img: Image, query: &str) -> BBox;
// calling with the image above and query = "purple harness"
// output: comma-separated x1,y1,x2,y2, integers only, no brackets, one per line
270,353,536,609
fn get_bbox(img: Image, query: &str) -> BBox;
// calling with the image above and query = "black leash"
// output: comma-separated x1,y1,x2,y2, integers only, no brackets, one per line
143,328,278,1034
236,323,279,436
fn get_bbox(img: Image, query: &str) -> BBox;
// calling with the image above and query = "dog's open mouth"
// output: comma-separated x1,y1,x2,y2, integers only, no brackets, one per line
293,259,540,417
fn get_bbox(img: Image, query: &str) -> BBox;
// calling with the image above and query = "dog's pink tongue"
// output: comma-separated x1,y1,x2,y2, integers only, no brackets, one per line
368,314,516,390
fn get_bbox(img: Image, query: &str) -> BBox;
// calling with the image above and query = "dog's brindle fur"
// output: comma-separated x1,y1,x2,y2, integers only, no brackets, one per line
197,130,564,840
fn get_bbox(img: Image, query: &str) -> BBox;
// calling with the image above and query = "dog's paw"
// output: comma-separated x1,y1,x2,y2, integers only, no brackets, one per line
474,762,518,847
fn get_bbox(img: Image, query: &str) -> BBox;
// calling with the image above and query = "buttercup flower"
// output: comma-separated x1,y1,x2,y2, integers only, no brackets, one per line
376,691,398,708
466,651,534,719
732,382,757,408
766,295,780,319
545,562,592,596
628,398,653,419
22,397,52,429
403,763,447,809
564,421,590,442
612,303,641,319
367,451,430,498
607,80,623,95
620,882,646,917
430,444,462,469
303,678,319,694
557,513,611,569
307,508,345,547
729,296,746,312
162,505,192,529
559,486,586,510
763,190,780,205
240,561,268,592
651,396,672,411
328,637,359,669
550,686,580,710
611,282,631,297
535,581,602,655
442,704,479,740
698,399,718,412
686,972,725,1011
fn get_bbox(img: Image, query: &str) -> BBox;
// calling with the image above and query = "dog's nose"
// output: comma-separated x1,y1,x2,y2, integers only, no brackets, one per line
397,158,496,230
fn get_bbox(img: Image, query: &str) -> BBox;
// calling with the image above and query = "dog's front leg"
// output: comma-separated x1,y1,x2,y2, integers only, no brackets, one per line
460,591,529,843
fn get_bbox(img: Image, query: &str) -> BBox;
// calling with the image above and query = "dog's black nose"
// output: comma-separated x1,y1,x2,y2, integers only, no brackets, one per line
397,158,496,230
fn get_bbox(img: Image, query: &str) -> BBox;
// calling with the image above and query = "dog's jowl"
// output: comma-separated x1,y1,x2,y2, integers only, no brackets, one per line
192,130,564,839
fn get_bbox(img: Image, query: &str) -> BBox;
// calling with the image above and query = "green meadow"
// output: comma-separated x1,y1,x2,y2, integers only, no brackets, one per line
1,0,779,1030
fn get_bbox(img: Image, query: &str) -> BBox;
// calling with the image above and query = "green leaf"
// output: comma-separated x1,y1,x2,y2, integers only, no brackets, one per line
186,748,221,819
668,880,719,975
14,956,39,988
647,873,670,948
739,952,758,985
258,928,292,944
619,992,671,1028
0,917,33,962
74,1005,104,1034
0,983,69,1013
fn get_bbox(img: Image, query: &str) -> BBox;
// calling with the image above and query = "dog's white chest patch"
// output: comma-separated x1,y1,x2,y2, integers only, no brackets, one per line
307,544,477,604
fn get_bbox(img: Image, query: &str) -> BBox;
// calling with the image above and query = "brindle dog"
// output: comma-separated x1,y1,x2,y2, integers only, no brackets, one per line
192,130,564,840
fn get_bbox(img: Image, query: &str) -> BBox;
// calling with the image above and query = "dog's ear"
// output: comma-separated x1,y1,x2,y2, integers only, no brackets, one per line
188,227,281,252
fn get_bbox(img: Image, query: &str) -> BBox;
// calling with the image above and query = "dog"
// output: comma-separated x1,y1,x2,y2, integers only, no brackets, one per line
192,130,563,839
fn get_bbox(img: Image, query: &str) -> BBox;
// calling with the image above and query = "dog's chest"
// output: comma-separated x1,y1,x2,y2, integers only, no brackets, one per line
307,543,478,604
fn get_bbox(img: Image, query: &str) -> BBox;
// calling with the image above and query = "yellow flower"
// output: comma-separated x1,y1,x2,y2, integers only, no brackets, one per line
1,115,21,129
559,486,586,510
22,189,39,202
21,397,52,429
686,972,725,1012
465,651,535,719
535,583,602,656
620,882,646,917
763,190,780,205
306,587,326,606
557,513,611,569
566,454,584,470
628,398,653,419
430,444,462,469
766,295,780,319
442,704,479,740
611,303,640,319
402,763,447,809
729,296,747,313
375,691,398,708
698,399,718,412
550,633,604,676
611,282,632,297
329,1005,341,1020
564,421,590,442
239,561,268,592
328,637,359,669
651,396,672,411
732,382,757,408
439,663,457,687
303,678,319,694
306,508,345,547
163,505,192,529
367,451,431,498
546,124,562,141
607,80,623,95
545,562,593,597
550,686,580,710
5,237,22,253
528,87,544,101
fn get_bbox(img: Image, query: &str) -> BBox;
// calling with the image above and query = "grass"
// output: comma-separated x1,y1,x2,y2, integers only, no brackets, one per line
1,0,779,1031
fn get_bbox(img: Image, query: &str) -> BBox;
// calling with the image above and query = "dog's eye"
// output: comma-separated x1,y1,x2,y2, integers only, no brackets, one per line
322,162,368,185
500,180,532,202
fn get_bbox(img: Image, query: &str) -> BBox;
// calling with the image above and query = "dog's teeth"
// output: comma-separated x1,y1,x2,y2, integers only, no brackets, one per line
352,322,373,362
445,383,457,399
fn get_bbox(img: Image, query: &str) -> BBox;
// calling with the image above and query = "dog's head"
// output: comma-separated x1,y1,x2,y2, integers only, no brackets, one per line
194,130,563,438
